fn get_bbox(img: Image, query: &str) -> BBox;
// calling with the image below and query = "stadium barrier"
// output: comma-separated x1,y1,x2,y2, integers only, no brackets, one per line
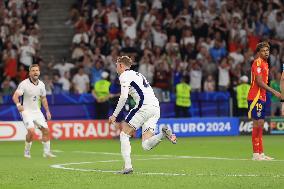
239,117,270,135
0,120,120,141
270,117,284,135
0,92,231,120
135,117,239,138
1,117,283,141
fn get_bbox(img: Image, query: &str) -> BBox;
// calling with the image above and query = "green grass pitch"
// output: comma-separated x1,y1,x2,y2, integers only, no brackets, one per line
1,136,284,189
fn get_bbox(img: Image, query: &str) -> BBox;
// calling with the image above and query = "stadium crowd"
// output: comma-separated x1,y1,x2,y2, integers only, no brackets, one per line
1,0,284,104
0,0,40,95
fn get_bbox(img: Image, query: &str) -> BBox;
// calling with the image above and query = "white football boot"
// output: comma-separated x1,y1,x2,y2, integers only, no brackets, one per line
162,125,177,144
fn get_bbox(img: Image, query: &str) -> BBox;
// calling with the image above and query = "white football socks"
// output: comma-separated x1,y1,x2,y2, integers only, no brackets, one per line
142,132,164,151
42,141,50,154
120,132,132,169
25,141,32,151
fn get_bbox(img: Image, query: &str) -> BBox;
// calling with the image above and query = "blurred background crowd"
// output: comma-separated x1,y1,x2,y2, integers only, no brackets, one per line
0,0,284,110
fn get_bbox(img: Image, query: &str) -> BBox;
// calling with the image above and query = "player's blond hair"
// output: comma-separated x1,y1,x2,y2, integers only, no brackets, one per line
29,64,40,71
256,41,270,52
117,56,132,67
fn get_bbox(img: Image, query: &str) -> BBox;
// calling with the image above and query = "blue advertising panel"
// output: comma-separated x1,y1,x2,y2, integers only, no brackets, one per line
0,92,231,120
135,117,239,137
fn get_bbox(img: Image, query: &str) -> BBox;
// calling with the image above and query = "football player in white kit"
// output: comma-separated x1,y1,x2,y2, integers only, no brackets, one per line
12,64,56,158
109,56,177,174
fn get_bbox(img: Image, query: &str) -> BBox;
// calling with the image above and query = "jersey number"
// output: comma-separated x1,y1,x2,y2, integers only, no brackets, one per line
136,73,149,88
256,103,263,112
33,96,37,101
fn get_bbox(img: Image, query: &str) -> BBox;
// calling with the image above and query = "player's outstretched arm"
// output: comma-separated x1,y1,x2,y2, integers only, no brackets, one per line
256,75,281,98
112,86,129,118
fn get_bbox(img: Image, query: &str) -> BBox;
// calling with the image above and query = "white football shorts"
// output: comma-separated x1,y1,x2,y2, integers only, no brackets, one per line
21,110,48,129
125,104,160,134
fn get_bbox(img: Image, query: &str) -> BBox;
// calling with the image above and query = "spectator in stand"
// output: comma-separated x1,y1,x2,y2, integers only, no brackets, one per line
218,57,231,91
91,59,104,86
139,30,153,51
166,35,179,54
1,76,16,95
274,11,284,41
105,2,121,28
53,57,75,77
152,60,171,102
52,74,63,94
105,48,119,82
190,61,202,92
71,42,85,61
72,27,89,46
121,8,137,41
72,66,90,94
16,64,28,82
42,75,53,95
59,0,284,106
209,40,227,63
229,47,244,69
19,37,35,70
58,72,71,94
138,50,154,85
121,36,137,58
151,23,168,48
107,22,120,42
203,74,216,92
28,28,40,50
3,41,17,79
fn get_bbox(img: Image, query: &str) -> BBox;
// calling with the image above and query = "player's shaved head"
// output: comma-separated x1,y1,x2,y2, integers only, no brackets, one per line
256,42,270,53
117,56,132,67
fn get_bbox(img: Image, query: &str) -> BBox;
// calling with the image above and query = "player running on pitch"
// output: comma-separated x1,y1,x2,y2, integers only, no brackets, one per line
247,42,281,161
12,64,56,158
109,56,177,174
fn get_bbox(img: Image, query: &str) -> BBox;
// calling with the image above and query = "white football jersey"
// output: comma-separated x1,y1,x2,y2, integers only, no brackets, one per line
113,70,159,117
16,78,46,112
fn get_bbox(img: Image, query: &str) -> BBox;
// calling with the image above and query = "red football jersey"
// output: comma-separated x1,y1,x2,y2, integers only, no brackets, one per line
247,57,269,101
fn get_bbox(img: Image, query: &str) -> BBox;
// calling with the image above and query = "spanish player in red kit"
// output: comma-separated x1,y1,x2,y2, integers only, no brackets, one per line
247,42,281,160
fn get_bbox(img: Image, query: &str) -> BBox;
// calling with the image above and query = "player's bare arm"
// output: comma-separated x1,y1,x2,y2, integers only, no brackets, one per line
256,75,281,98
12,91,24,112
109,89,128,125
41,96,51,120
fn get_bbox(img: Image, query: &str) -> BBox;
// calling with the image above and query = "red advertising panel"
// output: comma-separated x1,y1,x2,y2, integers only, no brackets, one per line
0,120,120,141
47,120,120,140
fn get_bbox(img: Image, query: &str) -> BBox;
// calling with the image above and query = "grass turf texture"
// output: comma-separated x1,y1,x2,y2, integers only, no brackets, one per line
0,136,284,189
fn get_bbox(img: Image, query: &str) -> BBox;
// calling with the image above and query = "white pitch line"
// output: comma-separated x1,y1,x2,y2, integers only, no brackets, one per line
72,151,284,162
50,159,284,177
52,150,64,153
50,151,284,177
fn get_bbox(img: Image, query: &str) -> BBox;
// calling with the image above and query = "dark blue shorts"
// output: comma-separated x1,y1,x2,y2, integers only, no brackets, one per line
248,99,266,120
